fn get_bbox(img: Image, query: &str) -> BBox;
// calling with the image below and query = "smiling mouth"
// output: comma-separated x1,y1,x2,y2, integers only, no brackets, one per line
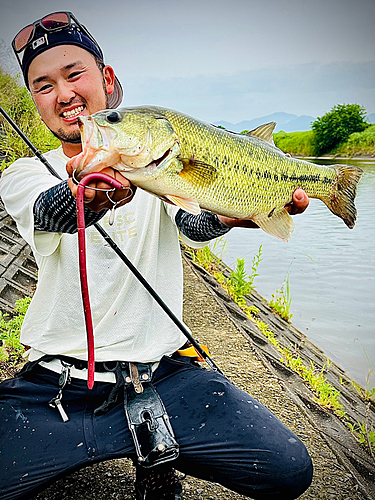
61,105,85,119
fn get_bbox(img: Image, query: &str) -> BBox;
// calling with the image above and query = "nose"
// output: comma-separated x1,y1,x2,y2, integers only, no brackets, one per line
56,81,75,104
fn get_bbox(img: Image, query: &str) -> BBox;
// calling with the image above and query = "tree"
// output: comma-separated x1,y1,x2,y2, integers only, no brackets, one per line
312,104,368,156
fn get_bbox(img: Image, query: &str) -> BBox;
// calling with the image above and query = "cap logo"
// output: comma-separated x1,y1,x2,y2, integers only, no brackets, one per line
32,36,47,50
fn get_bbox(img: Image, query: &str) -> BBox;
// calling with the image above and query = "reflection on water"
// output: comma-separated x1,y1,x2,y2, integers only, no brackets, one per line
224,159,375,386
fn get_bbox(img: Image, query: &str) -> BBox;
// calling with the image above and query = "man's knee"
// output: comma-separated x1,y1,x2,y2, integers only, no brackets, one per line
271,453,313,500
231,441,313,499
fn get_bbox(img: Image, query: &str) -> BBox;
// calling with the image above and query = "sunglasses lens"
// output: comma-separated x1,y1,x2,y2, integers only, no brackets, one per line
41,12,69,30
14,25,34,51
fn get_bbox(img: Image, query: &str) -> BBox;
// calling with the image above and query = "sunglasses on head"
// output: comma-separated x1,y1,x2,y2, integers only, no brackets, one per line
12,11,101,60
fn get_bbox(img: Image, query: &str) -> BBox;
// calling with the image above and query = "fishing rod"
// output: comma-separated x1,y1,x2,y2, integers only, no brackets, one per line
0,105,222,379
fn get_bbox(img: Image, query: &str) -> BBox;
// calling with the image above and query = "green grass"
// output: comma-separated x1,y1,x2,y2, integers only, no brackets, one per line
0,297,31,362
187,237,227,273
226,247,262,305
0,68,60,170
273,130,315,157
269,272,293,322
184,242,375,453
248,309,346,416
272,125,375,157
212,246,262,310
347,418,375,460
335,124,375,157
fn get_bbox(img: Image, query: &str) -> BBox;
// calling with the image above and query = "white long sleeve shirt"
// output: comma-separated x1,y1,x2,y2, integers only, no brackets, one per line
0,146,203,368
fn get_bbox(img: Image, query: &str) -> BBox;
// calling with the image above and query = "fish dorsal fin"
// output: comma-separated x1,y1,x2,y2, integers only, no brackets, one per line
251,207,294,242
247,122,277,145
178,158,217,188
164,194,201,215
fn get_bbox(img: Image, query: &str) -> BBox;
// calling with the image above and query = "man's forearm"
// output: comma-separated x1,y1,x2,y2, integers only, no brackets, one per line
175,209,231,242
33,180,106,233
34,184,231,239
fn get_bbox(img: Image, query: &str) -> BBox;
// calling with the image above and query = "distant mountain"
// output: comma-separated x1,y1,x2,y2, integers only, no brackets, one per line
281,115,315,132
215,112,315,133
367,113,375,123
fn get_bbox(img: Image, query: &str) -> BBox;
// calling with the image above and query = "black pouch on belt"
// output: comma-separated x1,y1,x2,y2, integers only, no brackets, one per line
120,362,179,468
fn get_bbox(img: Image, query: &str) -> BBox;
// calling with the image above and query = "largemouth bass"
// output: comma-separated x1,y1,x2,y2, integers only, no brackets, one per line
76,106,363,241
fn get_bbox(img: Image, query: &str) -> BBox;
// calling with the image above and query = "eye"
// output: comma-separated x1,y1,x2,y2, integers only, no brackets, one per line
106,111,121,123
68,71,83,80
35,84,53,93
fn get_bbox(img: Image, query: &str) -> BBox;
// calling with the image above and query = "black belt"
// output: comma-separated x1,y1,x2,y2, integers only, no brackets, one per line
57,355,119,373
17,354,122,375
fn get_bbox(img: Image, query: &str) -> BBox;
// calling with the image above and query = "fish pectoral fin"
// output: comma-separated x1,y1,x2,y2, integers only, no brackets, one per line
247,122,277,146
178,158,217,188
252,207,295,242
164,194,202,215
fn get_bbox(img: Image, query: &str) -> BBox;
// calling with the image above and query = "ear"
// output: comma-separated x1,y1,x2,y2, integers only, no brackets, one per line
103,65,115,96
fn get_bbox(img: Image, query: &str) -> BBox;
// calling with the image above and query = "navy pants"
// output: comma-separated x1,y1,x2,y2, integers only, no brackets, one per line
0,356,313,499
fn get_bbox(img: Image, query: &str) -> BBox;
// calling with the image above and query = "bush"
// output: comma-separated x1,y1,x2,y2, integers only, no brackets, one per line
335,124,375,157
312,104,368,156
273,130,315,157
0,67,60,170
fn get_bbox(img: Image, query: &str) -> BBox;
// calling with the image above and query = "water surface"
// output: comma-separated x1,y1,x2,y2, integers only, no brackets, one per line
222,159,375,387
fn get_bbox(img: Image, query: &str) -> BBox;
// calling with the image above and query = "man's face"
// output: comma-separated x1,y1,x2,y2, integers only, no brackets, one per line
28,45,115,145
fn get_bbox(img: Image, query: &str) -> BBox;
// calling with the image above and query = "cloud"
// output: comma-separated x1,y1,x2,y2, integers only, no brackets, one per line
119,61,375,122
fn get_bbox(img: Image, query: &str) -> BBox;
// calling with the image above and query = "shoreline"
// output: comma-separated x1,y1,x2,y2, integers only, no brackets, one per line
0,201,374,499
180,251,375,499
296,155,375,160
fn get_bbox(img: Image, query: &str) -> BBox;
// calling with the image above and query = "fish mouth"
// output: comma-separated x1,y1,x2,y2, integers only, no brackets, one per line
75,116,120,178
76,115,179,178
78,115,118,151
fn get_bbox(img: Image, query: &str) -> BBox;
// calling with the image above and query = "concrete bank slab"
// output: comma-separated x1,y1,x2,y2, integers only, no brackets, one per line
181,249,375,499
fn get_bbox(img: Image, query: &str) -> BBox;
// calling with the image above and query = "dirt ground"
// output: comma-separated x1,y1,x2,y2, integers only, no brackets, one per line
31,258,370,500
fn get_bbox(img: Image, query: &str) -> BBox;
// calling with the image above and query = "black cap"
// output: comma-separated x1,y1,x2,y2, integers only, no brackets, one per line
21,24,123,108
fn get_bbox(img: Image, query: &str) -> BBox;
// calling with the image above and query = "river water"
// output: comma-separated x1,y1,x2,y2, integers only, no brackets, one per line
221,158,375,387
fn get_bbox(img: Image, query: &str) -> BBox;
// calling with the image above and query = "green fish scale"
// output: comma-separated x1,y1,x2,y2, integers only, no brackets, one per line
161,108,336,218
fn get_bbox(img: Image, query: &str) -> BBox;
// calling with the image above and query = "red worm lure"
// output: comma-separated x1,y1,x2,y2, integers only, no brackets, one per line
76,172,124,389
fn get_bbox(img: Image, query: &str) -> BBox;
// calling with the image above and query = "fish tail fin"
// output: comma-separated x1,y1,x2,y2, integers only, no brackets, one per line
325,165,363,229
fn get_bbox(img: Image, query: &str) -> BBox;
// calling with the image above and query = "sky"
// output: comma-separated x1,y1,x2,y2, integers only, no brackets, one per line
1,0,374,124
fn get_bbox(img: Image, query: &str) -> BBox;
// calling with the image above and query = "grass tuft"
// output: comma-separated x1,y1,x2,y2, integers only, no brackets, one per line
0,297,31,362
0,67,60,170
269,273,293,322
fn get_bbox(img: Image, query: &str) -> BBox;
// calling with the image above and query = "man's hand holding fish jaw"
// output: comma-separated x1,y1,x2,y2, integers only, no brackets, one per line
67,157,136,213
217,189,309,228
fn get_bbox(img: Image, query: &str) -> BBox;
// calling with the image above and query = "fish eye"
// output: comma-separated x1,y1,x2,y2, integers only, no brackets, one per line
106,111,121,123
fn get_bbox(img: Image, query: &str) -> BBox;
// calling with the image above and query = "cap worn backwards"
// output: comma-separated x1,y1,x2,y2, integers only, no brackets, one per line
21,24,123,108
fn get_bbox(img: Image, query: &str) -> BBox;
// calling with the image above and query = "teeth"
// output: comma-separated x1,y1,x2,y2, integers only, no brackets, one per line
62,106,84,118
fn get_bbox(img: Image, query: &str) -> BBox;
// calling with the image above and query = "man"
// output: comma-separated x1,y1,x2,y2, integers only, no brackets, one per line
0,12,313,500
